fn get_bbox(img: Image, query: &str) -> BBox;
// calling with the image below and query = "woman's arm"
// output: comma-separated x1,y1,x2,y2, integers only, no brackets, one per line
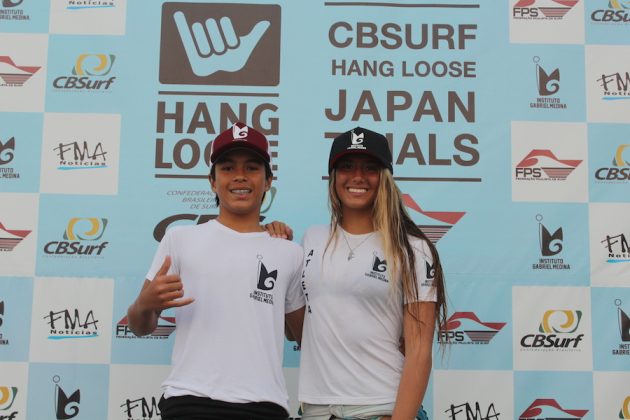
390,301,436,420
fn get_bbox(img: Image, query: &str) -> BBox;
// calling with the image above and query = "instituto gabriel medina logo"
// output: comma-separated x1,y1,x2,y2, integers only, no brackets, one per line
518,399,588,420
52,54,116,91
520,309,585,350
437,312,506,344
513,0,579,20
514,149,582,181
401,194,465,244
620,395,630,419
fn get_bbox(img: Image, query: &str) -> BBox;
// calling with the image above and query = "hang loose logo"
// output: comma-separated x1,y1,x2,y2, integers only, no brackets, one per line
174,11,270,77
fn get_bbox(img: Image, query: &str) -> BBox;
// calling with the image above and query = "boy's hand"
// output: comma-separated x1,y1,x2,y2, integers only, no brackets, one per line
140,256,194,312
264,220,293,240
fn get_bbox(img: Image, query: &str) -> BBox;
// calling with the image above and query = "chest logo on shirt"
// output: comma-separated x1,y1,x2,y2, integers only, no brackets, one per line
365,253,389,283
250,255,277,305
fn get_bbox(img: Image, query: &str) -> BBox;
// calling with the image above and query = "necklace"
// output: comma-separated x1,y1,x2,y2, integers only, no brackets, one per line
340,228,374,260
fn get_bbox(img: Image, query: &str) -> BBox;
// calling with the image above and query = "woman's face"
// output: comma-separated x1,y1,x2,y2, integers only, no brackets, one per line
334,155,381,214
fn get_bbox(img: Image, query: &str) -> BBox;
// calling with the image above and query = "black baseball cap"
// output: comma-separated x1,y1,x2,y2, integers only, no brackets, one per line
328,127,393,173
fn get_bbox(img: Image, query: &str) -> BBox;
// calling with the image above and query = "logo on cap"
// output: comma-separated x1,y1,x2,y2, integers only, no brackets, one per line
233,124,248,140
349,130,366,150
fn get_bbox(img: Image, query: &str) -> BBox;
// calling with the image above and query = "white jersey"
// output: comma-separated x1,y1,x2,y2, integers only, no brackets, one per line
146,220,305,412
298,225,437,405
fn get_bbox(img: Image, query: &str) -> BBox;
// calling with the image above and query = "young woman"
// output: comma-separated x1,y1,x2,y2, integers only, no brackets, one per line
281,127,447,420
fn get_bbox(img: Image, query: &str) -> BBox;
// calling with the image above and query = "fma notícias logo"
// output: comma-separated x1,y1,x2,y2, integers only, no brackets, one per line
159,2,280,86
45,308,99,339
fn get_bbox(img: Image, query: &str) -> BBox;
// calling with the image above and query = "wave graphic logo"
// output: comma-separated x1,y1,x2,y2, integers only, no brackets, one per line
0,386,18,410
613,144,630,166
515,149,582,180
442,312,506,344
539,309,582,333
0,56,40,86
72,54,115,76
63,218,107,241
513,0,579,19
0,222,31,251
402,194,465,244
519,399,588,419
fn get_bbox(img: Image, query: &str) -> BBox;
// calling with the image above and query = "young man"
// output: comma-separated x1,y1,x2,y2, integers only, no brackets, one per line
127,122,305,420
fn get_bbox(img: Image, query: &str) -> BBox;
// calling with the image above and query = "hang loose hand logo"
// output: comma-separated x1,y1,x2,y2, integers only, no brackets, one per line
174,11,270,77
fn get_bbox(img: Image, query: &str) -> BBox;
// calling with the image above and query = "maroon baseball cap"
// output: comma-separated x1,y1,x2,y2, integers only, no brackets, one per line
210,122,271,168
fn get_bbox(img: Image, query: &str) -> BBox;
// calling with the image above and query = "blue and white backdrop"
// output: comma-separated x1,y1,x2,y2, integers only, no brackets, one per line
1,1,629,419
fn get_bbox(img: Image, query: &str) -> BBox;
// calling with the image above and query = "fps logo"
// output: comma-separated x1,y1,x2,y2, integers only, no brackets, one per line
438,312,506,345
116,315,175,340
518,399,587,419
0,56,40,87
402,194,466,244
159,2,280,85
520,309,585,350
513,0,579,20
43,218,109,257
250,255,277,305
514,149,582,181
52,54,116,91
594,144,630,182
0,221,31,252
53,375,80,420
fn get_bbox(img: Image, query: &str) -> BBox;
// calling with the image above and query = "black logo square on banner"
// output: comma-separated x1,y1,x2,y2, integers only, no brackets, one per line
159,2,281,86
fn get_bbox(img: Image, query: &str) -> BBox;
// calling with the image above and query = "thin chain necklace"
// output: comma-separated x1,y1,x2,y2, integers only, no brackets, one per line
340,228,374,260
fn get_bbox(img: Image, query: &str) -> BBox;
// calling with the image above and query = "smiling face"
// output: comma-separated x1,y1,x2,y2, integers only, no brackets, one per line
210,149,271,221
334,155,382,216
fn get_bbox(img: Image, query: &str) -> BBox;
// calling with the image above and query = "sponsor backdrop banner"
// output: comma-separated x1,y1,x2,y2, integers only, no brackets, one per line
1,0,629,419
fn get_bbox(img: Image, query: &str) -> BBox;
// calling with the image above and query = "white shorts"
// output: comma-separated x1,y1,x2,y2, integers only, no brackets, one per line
300,402,394,420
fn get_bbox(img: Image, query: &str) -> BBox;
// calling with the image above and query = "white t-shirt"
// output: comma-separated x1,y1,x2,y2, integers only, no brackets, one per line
298,225,437,405
146,220,305,412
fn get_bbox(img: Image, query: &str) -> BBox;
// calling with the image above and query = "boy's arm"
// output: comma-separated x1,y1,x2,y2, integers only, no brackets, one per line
285,305,305,345
127,256,194,336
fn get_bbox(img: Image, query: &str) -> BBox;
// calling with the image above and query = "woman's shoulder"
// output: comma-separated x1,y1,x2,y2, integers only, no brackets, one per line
408,234,433,262
304,224,330,238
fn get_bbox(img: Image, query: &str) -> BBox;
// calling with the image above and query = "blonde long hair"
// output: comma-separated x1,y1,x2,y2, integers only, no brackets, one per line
327,168,448,336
